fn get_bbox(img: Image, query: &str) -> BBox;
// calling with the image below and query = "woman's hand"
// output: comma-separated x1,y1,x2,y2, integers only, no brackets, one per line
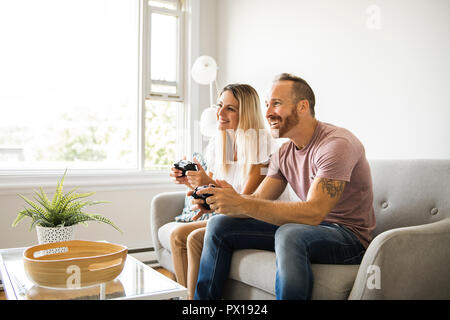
170,156,194,189
185,158,215,189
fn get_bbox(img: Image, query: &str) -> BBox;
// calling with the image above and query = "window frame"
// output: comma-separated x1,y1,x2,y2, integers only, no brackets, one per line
145,1,185,102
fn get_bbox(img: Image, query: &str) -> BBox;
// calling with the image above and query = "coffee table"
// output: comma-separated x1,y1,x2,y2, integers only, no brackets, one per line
0,246,187,300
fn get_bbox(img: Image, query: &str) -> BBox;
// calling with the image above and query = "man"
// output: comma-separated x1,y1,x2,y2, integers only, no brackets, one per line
193,73,376,300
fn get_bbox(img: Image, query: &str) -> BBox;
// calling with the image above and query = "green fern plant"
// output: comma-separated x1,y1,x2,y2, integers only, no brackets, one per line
12,169,122,233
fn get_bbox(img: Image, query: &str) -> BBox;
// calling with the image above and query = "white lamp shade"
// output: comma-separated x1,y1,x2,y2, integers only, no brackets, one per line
191,55,218,85
199,107,218,137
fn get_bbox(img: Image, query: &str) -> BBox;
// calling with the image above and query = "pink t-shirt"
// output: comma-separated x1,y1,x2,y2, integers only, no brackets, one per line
267,121,376,248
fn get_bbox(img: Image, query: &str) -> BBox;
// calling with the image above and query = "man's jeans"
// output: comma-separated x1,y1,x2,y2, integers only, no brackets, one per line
194,214,365,300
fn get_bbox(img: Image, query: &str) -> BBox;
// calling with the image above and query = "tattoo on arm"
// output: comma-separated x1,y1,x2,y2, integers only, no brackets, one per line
317,178,346,198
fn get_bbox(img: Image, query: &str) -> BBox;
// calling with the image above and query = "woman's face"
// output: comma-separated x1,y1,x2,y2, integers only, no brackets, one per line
217,90,240,131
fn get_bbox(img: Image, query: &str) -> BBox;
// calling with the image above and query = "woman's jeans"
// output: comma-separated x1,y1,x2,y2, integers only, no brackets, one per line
194,214,365,300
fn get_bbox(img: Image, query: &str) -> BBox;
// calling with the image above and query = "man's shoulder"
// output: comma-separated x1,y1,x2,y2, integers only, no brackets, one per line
320,122,354,138
310,122,366,166
317,122,362,148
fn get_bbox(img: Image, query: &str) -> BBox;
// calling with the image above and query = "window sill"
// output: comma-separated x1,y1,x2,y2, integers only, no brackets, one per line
0,170,186,195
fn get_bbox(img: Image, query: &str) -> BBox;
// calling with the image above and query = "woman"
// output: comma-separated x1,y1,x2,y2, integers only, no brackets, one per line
169,83,275,299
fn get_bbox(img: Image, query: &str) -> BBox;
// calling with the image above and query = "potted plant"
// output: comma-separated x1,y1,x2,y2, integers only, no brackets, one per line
12,169,122,244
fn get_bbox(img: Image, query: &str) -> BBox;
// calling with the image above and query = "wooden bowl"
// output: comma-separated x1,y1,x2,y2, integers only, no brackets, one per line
23,240,128,289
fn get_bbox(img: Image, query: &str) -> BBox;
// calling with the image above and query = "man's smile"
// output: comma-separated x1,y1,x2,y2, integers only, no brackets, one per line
268,116,282,128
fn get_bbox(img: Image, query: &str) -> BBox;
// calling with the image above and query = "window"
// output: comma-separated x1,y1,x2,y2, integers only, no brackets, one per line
0,0,185,173
148,2,183,98
144,0,185,170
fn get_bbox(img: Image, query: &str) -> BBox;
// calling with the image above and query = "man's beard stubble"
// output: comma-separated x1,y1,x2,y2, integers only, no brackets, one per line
271,105,300,138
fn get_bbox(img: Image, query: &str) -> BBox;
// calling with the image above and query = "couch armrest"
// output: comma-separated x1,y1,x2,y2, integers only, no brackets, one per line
150,191,186,254
348,217,450,299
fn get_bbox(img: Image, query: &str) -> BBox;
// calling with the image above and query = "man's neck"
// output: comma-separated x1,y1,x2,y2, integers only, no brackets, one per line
290,118,318,150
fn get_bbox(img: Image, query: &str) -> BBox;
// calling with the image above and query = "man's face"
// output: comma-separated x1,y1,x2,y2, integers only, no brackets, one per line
265,81,300,138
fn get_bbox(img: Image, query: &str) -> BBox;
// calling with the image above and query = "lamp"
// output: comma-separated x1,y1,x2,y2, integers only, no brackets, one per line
191,55,219,137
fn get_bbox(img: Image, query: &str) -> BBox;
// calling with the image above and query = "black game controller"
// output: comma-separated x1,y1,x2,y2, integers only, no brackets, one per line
173,160,198,177
192,185,216,210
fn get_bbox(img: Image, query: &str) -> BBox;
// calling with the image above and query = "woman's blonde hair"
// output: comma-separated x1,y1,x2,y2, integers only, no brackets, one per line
215,84,271,184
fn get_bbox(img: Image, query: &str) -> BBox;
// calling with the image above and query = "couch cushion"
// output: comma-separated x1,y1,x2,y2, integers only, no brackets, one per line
229,249,360,299
158,221,184,253
311,264,360,299
229,250,276,294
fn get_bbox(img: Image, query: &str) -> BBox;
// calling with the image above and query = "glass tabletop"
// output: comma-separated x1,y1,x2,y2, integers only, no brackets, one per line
0,247,186,300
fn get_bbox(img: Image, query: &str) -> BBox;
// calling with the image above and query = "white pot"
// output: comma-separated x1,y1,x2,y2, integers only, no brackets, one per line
36,225,75,244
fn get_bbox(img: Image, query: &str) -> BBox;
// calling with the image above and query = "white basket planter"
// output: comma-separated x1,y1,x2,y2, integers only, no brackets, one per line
36,225,75,244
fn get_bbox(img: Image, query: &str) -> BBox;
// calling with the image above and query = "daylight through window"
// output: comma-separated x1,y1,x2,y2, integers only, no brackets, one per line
0,0,185,172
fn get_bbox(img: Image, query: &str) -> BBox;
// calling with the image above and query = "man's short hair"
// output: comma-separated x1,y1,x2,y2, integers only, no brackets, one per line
273,73,316,117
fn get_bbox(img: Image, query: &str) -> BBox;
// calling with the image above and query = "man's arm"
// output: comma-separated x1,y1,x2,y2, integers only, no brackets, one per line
225,175,288,218
203,176,346,226
189,166,284,220
244,177,346,225
193,175,287,218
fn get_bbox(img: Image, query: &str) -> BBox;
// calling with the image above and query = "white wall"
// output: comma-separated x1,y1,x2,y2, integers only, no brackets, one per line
215,0,450,159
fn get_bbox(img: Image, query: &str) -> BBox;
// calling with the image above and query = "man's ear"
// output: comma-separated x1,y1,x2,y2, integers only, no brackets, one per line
297,99,310,114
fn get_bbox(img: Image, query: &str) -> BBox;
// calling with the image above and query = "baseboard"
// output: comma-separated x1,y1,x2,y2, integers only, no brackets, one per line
128,247,159,267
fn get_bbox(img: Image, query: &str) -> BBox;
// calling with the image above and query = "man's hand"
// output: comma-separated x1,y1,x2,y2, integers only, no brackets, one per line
186,188,213,220
195,180,248,218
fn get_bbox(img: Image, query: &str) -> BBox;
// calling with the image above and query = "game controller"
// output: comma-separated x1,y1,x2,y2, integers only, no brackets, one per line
173,160,198,177
192,185,215,210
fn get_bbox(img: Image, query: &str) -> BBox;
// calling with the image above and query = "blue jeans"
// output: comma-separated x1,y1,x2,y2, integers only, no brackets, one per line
194,214,365,300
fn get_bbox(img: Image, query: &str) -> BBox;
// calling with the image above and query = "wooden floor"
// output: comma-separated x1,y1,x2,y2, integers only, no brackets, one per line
154,266,176,281
0,266,175,300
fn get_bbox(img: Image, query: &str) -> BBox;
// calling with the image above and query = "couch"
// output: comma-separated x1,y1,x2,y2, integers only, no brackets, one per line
150,160,450,299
